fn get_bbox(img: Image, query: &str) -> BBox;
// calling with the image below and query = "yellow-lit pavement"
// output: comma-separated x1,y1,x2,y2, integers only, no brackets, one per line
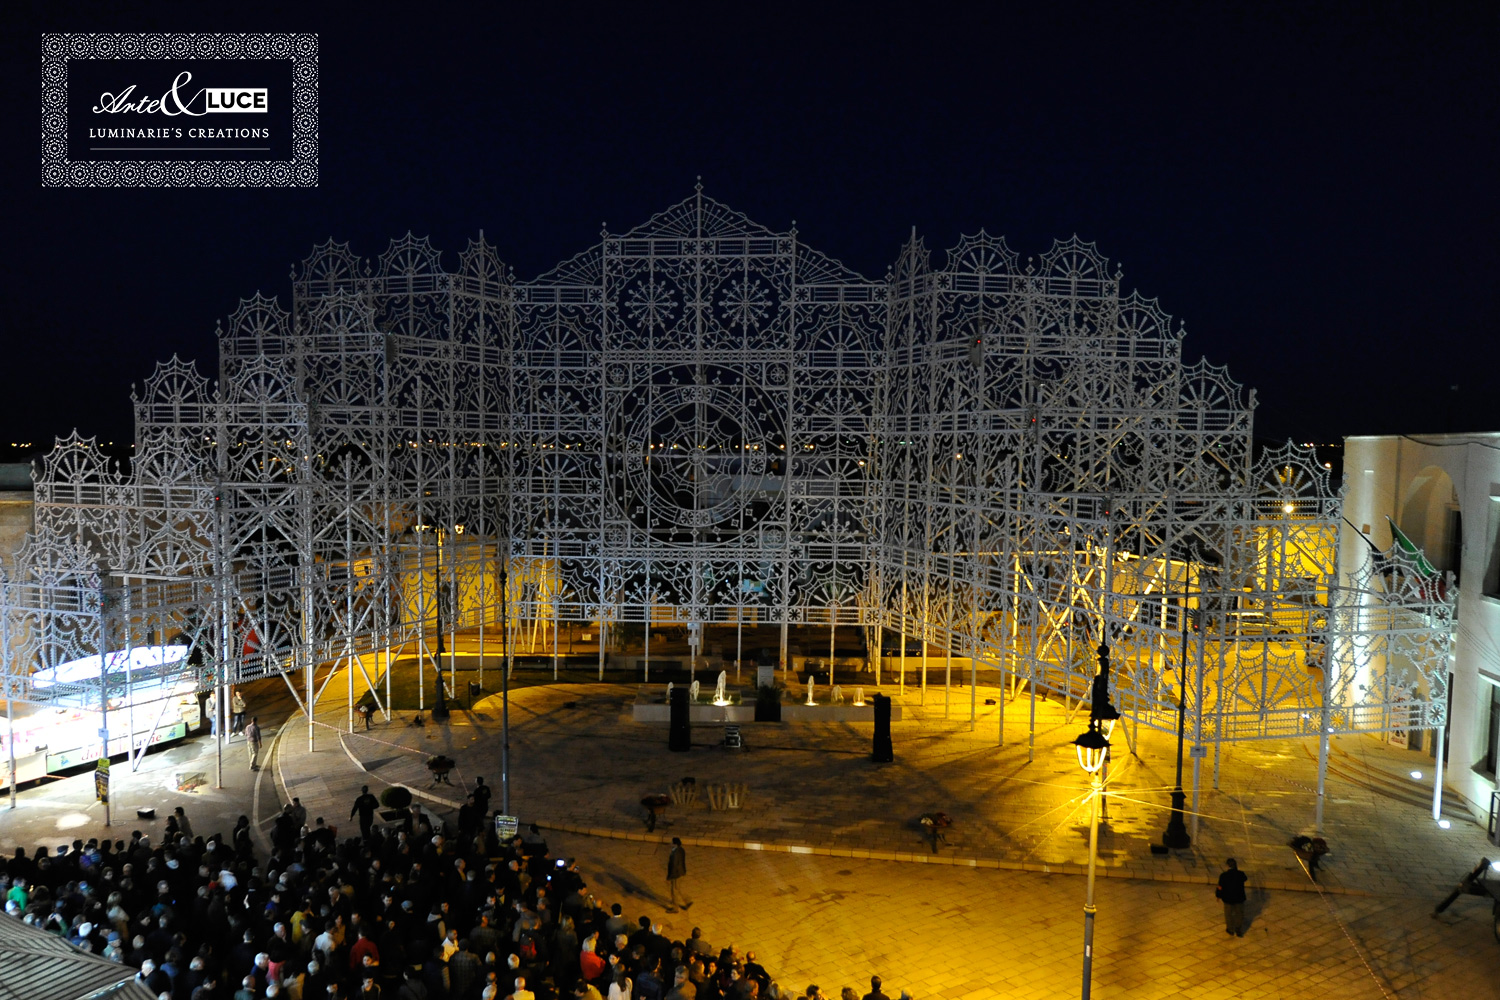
258,666,1500,998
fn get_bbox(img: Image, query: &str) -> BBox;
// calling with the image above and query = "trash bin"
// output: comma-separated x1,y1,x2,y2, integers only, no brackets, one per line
469,681,482,701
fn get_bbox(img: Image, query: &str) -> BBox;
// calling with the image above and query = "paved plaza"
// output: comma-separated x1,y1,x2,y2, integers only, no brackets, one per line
3,656,1498,998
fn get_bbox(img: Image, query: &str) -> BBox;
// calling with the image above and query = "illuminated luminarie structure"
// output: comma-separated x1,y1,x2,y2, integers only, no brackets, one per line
0,191,1453,826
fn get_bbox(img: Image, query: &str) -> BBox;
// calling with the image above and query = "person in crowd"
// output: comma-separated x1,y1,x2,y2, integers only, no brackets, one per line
245,716,264,771
351,787,382,842
230,690,247,735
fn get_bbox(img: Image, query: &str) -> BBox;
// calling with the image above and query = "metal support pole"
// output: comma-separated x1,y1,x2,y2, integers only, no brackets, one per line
1028,655,1037,763
828,609,836,693
780,617,789,682
899,630,906,697
1315,727,1330,833
944,642,951,720
1081,770,1101,1000
7,689,15,810
98,580,111,828
1190,606,1206,842
1432,724,1446,821
970,652,976,733
920,638,927,705
500,554,511,816
1190,751,1202,843
998,650,1006,746
215,675,224,789
418,531,426,712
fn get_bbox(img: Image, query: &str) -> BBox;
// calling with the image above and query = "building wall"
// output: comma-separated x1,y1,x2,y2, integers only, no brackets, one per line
0,490,33,575
1343,433,1500,825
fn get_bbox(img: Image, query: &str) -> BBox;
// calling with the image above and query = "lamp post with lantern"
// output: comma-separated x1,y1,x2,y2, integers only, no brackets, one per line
1073,642,1121,1000
415,521,464,719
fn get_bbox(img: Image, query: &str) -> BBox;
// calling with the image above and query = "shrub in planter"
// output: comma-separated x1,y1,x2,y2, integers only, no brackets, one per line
380,786,412,809
754,683,782,722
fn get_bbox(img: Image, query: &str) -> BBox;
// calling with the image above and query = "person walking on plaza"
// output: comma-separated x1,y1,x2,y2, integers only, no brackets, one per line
245,716,263,771
231,690,247,736
666,838,692,913
1216,858,1249,936
471,775,492,817
861,976,891,1000
174,806,194,842
352,785,381,840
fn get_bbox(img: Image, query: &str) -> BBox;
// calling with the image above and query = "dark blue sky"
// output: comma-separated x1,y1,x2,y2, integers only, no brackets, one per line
8,2,1496,447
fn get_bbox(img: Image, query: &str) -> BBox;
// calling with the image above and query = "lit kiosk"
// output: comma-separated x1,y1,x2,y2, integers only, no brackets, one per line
1073,644,1121,1000
9,645,200,802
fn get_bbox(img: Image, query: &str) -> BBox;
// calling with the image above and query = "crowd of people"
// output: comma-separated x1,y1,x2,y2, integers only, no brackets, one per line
0,782,910,1000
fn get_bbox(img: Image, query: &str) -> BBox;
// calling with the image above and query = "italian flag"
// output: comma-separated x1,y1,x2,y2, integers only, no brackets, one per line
1386,516,1438,578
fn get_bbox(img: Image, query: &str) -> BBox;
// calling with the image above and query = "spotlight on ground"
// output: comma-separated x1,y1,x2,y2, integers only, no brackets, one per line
1410,770,1423,780
1438,819,1452,829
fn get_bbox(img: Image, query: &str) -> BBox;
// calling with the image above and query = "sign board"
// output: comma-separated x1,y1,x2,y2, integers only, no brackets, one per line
47,722,188,773
1189,745,1209,759
94,758,109,803
494,814,519,840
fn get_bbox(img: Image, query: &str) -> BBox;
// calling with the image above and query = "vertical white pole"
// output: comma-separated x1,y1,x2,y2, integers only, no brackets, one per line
944,643,951,720
828,608,836,693
1315,727,1330,833
969,649,976,732
5,574,16,808
347,647,354,734
1190,751,1202,844
1028,659,1037,763
478,552,486,693
7,689,15,810
1431,724,1445,822
216,674,224,788
99,581,111,828
912,641,924,704
779,616,789,682
418,531,426,712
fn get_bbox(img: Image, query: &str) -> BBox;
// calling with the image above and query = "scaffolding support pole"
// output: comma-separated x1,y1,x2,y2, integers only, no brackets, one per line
1432,724,1446,822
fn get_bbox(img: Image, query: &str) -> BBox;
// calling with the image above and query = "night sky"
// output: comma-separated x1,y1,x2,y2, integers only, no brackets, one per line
7,2,1496,450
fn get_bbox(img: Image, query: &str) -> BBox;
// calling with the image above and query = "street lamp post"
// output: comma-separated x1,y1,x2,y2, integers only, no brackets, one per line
1073,642,1121,1000
1162,601,1193,850
416,523,463,721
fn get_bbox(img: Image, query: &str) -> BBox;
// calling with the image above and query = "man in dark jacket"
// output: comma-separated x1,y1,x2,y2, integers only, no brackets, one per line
1216,858,1249,937
666,839,691,913
352,787,382,841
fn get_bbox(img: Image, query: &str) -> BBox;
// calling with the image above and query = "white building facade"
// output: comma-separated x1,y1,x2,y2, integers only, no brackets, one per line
1342,432,1500,831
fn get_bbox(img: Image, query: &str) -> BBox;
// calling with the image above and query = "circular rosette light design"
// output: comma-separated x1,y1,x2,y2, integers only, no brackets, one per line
609,364,785,541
